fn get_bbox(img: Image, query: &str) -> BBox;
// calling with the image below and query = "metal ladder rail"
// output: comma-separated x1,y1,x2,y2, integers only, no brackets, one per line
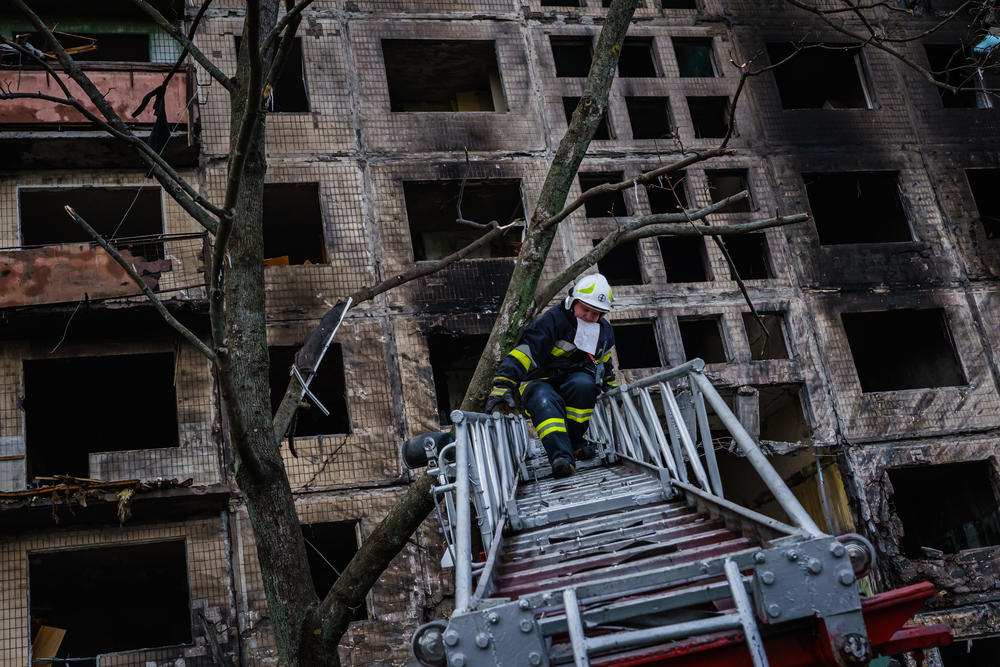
560,558,769,667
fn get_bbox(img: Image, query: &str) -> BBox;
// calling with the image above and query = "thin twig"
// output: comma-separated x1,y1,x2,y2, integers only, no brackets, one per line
63,205,215,361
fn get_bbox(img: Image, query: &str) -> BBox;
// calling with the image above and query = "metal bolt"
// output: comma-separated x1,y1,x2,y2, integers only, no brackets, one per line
760,571,775,585
830,543,846,558
487,613,500,625
839,570,856,586
519,599,531,610
839,633,871,663
443,630,460,647
542,593,552,604
528,651,543,665
520,619,533,633
754,551,767,564
450,653,466,667
767,603,782,618
785,550,799,562
807,558,824,575
475,633,489,649
700,563,710,574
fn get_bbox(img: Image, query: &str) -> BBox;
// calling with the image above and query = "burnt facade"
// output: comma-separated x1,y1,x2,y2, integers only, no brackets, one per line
1,0,999,665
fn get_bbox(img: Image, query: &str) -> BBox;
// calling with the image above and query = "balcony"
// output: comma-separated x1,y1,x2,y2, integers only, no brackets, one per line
0,233,208,310
0,63,199,168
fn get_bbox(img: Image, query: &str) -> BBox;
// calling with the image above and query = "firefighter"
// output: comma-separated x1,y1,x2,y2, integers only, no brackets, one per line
484,274,618,478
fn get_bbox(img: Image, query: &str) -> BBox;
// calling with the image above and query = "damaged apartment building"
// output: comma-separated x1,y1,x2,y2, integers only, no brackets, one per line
1,0,1000,664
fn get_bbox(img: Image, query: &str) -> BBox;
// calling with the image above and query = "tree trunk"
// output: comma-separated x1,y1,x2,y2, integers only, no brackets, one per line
214,11,327,665
461,0,637,410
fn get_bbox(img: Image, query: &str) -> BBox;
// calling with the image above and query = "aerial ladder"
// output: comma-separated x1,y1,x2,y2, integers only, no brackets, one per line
404,359,952,667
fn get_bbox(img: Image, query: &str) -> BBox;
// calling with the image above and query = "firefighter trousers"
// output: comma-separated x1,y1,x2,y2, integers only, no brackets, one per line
521,371,601,464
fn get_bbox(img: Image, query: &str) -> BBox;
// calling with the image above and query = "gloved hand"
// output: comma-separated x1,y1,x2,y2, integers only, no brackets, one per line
484,379,519,414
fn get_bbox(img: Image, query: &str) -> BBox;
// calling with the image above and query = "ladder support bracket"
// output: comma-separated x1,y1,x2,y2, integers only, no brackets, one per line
442,600,549,667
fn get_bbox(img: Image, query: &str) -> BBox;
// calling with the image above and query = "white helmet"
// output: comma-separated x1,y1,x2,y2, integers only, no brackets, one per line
565,273,613,313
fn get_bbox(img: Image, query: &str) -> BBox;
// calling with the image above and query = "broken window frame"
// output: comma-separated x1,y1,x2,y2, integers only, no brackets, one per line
563,96,613,139
17,184,167,260
924,43,995,110
402,178,527,261
965,168,1000,240
578,172,630,218
625,96,674,140
300,520,369,620
840,308,968,393
236,36,310,112
767,42,875,110
429,332,491,425
672,37,718,78
382,39,507,113
686,96,731,139
677,315,729,364
549,35,594,78
613,319,664,369
704,168,754,213
261,182,329,265
28,539,193,662
802,171,915,246
658,234,712,283
742,311,791,361
594,237,645,285
617,37,661,78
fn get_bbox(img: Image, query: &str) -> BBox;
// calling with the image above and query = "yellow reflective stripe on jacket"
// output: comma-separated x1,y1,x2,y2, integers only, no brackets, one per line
490,387,508,396
550,346,568,357
509,345,535,372
601,351,612,363
536,417,567,440
550,340,576,357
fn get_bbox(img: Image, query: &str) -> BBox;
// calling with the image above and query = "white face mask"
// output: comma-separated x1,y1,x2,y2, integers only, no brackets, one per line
574,319,600,355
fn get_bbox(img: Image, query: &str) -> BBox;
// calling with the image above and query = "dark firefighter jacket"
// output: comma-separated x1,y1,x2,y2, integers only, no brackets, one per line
493,304,617,392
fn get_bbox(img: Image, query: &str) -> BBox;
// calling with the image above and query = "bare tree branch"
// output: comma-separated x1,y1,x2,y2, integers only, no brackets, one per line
62,206,215,361
540,147,734,230
128,0,234,91
261,0,318,54
536,191,743,307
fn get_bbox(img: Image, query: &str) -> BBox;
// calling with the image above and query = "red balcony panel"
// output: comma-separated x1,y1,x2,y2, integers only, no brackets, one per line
0,243,171,308
0,66,192,127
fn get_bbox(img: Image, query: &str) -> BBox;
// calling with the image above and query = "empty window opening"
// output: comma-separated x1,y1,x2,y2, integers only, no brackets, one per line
939,636,1000,666
269,345,350,436
579,173,628,218
429,333,489,425
626,97,673,140
803,172,912,245
658,236,710,282
618,38,659,78
673,38,716,77
743,312,790,360
678,316,727,363
661,0,697,7
757,384,811,444
301,521,367,619
542,0,580,6
724,233,772,280
615,321,663,369
563,97,612,139
263,183,327,265
925,44,991,109
647,173,688,213
24,353,178,481
706,169,752,213
19,186,164,261
236,36,308,112
890,461,1000,558
687,96,730,138
382,40,506,112
767,43,871,109
21,31,151,62
403,180,524,261
841,309,966,392
595,238,643,285
550,37,593,77
966,168,1000,239
30,541,190,665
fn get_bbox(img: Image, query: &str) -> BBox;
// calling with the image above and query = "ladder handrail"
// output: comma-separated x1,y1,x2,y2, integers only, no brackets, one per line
589,359,824,538
437,358,825,615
